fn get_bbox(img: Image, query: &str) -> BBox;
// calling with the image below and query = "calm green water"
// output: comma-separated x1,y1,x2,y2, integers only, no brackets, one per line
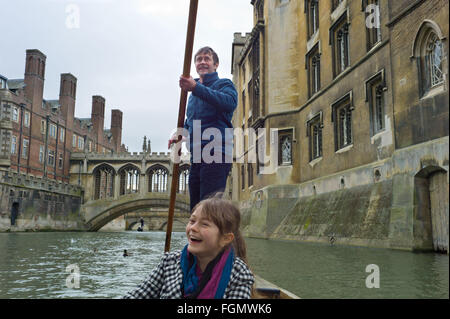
246,238,449,299
0,232,448,299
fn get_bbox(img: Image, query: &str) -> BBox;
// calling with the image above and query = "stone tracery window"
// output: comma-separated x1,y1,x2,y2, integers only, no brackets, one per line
119,164,140,195
338,106,352,147
306,0,319,38
148,165,168,193
249,34,261,121
330,14,350,77
94,164,115,200
278,129,293,165
365,71,386,136
307,114,323,161
364,0,382,50
332,93,354,150
306,44,321,97
253,0,264,22
178,165,190,194
413,22,446,96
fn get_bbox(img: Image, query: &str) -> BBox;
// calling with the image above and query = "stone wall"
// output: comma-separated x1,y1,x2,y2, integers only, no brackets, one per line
240,137,448,251
0,170,86,231
241,178,394,249
270,181,393,248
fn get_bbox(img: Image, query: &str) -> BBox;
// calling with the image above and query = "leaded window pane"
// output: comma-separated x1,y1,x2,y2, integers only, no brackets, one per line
281,135,292,164
427,34,444,87
312,54,320,94
247,163,253,187
95,166,115,199
148,166,168,193
311,122,322,159
334,22,349,75
178,166,189,194
336,102,353,149
375,85,384,132
120,165,140,195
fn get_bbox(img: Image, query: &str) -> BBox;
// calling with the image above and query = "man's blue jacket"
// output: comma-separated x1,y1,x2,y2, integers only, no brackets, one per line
183,72,237,163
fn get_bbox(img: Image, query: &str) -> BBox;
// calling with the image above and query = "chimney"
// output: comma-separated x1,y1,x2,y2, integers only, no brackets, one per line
59,73,77,132
24,49,46,112
91,96,105,145
111,109,122,152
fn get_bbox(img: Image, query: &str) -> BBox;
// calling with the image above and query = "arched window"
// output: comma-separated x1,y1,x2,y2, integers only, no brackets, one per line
413,21,446,96
93,164,115,200
147,165,168,192
178,165,190,194
119,164,140,195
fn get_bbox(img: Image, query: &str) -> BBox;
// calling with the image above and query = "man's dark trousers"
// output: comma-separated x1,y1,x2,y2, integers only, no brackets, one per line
188,162,232,212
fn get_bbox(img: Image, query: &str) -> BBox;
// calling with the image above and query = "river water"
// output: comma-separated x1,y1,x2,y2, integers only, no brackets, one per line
0,232,447,299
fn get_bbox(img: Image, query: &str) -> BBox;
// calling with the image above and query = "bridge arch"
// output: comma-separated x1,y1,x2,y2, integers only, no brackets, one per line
126,218,187,231
84,195,190,231
159,219,188,231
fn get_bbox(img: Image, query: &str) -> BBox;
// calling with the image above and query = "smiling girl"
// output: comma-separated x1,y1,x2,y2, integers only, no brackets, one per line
123,197,254,299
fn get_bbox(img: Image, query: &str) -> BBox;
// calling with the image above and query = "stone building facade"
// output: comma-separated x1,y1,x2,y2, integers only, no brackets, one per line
0,49,126,183
231,0,448,252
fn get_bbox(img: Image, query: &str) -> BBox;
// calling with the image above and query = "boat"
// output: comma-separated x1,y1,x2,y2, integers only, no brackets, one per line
252,275,300,299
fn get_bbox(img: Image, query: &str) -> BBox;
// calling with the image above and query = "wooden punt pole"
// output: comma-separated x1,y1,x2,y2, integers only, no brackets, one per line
164,0,199,252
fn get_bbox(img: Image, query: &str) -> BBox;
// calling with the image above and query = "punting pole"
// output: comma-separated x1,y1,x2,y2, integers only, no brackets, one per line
164,0,199,252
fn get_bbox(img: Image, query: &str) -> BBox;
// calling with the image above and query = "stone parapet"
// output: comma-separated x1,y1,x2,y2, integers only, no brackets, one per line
0,170,82,196
70,151,190,161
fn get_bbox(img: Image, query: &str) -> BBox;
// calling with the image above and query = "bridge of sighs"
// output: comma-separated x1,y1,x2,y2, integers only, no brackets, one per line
69,151,191,231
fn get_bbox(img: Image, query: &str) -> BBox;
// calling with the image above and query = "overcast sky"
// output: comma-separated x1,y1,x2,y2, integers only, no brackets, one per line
0,0,253,153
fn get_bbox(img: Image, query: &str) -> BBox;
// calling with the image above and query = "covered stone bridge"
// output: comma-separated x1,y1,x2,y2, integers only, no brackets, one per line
70,151,191,231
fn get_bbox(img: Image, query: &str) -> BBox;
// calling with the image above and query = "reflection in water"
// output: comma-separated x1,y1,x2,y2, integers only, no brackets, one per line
0,232,448,298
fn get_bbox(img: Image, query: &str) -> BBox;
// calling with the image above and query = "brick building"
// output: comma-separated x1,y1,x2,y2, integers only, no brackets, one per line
0,49,126,183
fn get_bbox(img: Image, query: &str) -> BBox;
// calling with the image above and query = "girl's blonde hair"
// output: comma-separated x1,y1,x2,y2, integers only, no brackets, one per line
191,196,248,264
